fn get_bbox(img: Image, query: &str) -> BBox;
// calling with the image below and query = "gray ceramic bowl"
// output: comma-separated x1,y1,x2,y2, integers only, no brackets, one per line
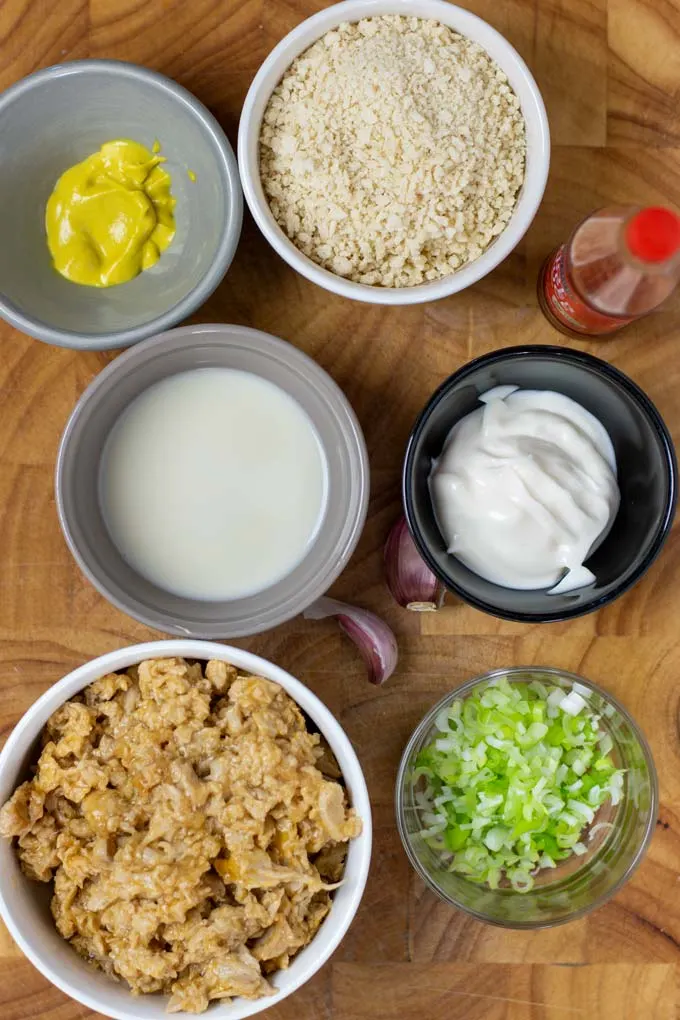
55,324,369,637
0,60,242,350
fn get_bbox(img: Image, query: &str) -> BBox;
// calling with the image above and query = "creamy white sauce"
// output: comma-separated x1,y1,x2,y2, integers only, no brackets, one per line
100,368,328,600
429,387,620,593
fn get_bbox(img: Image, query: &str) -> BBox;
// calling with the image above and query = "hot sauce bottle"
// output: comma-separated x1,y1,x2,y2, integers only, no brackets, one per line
538,206,680,338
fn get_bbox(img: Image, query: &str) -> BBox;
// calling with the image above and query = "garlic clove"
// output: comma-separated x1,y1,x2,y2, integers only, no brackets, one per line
304,596,398,685
385,516,445,611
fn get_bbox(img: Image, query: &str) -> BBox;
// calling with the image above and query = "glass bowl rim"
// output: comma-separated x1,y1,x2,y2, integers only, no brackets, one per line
394,665,659,929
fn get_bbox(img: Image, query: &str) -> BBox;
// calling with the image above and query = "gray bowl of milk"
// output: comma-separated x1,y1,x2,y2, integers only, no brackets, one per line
56,324,368,637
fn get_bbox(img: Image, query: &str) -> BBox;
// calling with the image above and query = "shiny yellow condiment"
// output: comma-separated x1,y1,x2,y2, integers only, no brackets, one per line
45,139,176,288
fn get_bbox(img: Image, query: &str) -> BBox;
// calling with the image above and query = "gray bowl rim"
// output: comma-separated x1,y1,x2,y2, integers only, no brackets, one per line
0,59,243,351
54,323,370,637
394,665,659,930
403,344,678,623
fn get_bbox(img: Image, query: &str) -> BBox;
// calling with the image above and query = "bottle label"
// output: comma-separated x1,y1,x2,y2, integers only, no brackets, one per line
541,245,636,336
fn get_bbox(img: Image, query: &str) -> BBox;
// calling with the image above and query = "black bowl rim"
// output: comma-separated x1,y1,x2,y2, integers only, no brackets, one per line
402,344,678,623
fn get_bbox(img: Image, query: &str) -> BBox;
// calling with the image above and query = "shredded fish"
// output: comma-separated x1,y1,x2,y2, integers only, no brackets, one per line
0,657,362,1013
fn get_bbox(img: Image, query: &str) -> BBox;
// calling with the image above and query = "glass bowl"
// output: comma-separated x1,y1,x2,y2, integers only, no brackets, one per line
395,667,658,929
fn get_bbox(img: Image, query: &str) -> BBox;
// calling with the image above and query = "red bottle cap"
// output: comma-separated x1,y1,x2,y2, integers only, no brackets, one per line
625,207,680,263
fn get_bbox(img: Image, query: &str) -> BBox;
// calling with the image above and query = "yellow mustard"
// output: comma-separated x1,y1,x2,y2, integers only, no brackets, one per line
45,139,176,288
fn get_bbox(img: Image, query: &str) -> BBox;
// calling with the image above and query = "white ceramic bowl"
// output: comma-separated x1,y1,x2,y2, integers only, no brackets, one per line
238,0,550,306
0,641,372,1020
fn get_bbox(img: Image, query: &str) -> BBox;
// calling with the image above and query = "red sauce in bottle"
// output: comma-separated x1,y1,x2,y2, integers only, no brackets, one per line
538,206,680,338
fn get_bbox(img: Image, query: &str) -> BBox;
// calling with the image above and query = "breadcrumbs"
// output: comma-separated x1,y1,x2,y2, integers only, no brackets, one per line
259,15,526,288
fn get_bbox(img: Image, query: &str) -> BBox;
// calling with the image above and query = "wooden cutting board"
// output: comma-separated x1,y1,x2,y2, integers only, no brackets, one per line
0,1,678,1018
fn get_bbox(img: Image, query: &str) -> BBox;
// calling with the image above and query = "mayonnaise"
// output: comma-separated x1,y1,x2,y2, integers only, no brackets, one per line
429,387,620,593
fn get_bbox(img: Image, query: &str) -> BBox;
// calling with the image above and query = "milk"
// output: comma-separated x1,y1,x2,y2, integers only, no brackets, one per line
99,368,328,600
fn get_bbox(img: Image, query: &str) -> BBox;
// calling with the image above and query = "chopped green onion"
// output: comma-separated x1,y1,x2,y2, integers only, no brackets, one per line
414,677,624,893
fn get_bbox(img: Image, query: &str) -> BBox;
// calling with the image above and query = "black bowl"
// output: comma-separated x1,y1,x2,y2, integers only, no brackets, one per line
403,346,677,623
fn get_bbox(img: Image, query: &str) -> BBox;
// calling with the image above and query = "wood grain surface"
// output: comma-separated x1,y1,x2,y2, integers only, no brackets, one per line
1,1,680,1018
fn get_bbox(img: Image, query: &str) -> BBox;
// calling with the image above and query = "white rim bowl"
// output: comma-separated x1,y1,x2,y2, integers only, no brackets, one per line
238,0,550,305
0,641,372,1020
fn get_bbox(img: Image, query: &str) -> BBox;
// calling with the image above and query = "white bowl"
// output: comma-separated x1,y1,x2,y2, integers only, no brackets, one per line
238,0,550,306
0,641,372,1020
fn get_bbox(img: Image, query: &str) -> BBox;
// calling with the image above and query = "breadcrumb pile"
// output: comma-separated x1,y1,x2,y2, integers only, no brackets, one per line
260,15,526,288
